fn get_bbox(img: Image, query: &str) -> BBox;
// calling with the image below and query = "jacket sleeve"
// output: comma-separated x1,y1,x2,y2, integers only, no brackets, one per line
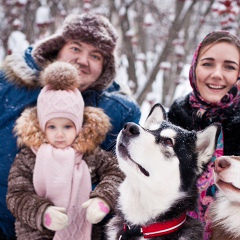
6,147,53,231
84,147,125,211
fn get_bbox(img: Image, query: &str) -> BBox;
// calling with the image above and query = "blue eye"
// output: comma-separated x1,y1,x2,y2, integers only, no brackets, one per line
92,55,100,60
71,46,80,52
202,62,212,67
225,65,236,70
91,53,103,61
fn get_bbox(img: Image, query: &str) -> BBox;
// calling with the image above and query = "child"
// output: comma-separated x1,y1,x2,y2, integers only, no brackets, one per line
6,61,124,240
168,31,240,239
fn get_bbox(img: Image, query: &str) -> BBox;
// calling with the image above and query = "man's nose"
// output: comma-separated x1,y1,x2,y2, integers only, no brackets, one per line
76,52,88,66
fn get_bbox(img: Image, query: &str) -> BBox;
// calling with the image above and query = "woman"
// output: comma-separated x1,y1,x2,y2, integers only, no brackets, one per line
168,31,240,240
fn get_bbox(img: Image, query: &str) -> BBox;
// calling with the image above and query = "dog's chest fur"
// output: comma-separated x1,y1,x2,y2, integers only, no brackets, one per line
106,104,220,240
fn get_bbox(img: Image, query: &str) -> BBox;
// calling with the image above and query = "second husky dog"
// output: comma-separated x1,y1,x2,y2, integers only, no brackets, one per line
210,155,240,240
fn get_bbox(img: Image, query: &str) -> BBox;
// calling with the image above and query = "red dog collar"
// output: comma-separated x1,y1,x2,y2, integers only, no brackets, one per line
141,213,187,238
121,213,187,239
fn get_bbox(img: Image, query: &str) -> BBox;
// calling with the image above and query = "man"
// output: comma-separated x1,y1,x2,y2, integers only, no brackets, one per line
0,13,141,239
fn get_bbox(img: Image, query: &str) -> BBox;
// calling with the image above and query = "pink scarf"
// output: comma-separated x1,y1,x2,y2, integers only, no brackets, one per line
33,144,92,240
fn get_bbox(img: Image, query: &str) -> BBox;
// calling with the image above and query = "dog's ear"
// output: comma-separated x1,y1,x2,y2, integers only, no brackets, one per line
143,103,167,129
195,123,221,174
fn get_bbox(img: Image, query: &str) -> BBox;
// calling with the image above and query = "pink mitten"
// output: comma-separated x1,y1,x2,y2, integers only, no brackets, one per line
82,197,110,224
43,206,68,231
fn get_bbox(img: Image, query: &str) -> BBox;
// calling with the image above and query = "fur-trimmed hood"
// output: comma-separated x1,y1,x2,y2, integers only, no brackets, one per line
1,48,40,88
14,106,111,155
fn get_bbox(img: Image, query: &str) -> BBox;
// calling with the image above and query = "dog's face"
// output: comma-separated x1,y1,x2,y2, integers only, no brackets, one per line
117,104,220,199
214,156,240,202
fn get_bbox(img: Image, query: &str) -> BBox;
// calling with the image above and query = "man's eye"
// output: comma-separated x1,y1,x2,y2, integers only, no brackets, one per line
91,54,102,61
71,47,80,52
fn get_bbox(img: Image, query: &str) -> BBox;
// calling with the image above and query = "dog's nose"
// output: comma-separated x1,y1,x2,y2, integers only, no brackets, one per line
214,157,231,174
122,122,140,137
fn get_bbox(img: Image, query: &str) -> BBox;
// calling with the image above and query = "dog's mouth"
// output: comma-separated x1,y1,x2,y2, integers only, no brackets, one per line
118,143,150,177
217,180,240,193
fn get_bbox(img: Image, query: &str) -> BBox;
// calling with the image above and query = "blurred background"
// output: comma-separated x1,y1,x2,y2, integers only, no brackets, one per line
0,0,239,120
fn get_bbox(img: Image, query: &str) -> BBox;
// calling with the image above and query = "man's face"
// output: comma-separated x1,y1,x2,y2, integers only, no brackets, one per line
57,41,104,91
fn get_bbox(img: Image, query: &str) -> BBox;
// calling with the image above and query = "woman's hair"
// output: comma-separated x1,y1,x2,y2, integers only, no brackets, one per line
200,31,240,54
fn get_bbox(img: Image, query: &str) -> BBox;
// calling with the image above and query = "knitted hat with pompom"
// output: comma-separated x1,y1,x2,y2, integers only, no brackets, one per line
32,13,118,91
37,61,84,133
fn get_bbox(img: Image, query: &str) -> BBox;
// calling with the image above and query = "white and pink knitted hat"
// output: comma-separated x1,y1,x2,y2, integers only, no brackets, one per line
37,61,84,133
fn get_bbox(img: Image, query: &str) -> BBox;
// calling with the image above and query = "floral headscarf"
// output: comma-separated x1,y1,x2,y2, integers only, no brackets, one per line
189,31,240,126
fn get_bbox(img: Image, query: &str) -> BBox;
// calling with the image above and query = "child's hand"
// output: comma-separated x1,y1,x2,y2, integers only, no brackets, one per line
43,206,68,231
82,197,110,224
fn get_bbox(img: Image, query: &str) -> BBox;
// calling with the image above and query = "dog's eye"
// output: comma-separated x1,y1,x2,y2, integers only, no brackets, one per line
163,138,173,147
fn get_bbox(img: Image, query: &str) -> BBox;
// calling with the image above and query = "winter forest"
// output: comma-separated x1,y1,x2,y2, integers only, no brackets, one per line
0,0,239,121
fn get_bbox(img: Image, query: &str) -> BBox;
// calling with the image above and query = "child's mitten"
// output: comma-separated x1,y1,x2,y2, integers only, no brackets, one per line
43,206,68,231
82,197,110,224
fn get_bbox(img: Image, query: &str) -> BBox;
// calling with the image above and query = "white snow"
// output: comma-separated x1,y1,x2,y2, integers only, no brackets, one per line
7,31,29,54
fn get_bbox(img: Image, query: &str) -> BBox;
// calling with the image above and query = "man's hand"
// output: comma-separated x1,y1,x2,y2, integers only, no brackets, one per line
82,197,110,224
43,206,68,231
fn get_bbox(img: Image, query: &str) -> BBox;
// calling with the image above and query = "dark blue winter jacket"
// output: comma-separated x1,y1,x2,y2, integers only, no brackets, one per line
0,48,141,239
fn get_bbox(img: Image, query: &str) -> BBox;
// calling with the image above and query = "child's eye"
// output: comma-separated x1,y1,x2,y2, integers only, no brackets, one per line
47,125,55,129
65,125,72,129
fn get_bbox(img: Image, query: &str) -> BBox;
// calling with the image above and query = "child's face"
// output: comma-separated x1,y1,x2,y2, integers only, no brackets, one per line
45,118,77,149
196,42,240,104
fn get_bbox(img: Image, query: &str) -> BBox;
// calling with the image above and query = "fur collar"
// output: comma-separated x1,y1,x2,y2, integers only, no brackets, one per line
2,51,40,88
14,106,111,154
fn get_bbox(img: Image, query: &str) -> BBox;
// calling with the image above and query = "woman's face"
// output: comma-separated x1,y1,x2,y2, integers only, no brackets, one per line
195,42,240,104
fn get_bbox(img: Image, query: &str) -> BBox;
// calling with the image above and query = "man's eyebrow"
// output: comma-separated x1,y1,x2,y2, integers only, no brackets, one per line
69,41,103,55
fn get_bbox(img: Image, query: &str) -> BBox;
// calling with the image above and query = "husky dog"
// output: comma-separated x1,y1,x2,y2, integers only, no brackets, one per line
210,156,240,240
106,103,220,240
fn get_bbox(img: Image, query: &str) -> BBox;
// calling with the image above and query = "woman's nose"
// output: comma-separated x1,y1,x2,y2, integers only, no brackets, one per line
211,66,223,79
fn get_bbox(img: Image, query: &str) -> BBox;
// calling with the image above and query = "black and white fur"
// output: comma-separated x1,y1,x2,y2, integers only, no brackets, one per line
210,156,240,240
106,104,220,240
